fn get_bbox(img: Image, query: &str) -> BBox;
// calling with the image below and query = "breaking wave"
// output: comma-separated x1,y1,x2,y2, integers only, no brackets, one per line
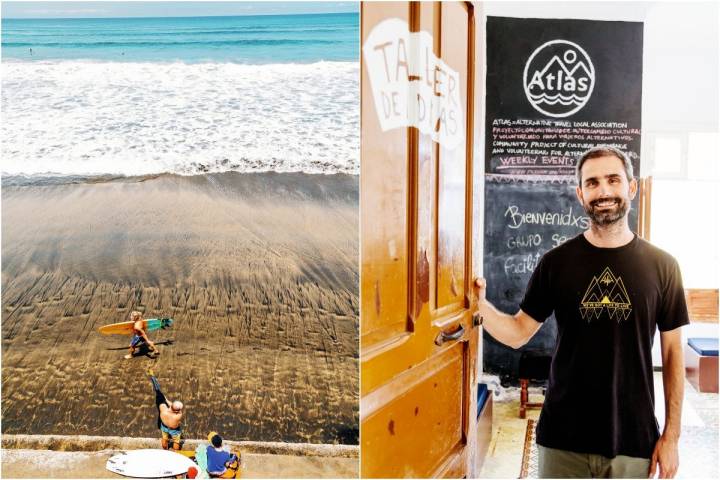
1,60,359,177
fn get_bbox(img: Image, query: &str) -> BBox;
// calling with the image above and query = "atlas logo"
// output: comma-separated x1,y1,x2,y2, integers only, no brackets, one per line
523,39,595,118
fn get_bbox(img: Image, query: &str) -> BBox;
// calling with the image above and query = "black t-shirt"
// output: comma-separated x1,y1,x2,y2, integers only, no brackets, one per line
520,233,689,459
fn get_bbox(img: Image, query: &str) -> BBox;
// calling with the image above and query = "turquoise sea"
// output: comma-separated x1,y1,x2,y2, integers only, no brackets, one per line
1,12,359,177
1,12,358,63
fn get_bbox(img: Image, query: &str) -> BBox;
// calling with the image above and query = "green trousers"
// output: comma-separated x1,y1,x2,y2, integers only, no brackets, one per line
538,445,651,478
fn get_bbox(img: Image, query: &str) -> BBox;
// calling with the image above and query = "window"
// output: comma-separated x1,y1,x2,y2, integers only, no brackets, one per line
649,132,719,289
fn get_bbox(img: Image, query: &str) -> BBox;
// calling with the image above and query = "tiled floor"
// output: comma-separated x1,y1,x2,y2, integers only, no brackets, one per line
479,373,719,478
673,374,719,479
480,387,543,478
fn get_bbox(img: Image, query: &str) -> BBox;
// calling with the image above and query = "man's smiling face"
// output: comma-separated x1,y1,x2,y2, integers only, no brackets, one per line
576,155,637,227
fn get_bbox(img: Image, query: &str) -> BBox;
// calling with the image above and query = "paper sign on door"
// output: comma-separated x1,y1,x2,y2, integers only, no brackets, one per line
363,18,464,150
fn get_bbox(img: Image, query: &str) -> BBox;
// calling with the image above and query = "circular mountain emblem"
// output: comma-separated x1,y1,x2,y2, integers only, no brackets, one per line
523,39,595,118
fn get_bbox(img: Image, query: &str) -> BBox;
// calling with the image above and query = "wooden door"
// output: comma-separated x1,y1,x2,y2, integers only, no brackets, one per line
360,2,481,477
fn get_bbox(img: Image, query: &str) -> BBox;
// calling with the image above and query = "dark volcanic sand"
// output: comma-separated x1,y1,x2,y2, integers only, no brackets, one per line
1,172,358,444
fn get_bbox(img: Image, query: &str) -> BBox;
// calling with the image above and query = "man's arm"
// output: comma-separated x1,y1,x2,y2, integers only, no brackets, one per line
649,327,684,479
139,329,150,342
474,278,543,349
137,325,155,348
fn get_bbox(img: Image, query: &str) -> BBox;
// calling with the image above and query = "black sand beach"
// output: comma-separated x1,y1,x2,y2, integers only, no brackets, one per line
1,171,358,444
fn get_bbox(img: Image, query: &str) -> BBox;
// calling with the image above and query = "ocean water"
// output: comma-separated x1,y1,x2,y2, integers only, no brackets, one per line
1,13,357,63
1,13,359,177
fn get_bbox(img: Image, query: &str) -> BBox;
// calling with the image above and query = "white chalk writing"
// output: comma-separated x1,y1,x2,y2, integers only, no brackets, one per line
505,205,590,230
504,253,542,275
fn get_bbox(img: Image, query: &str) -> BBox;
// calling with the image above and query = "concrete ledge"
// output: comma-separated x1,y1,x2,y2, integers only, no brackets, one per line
1,435,358,458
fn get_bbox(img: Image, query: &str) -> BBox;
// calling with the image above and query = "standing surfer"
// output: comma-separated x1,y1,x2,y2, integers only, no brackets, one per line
149,369,184,450
125,311,157,359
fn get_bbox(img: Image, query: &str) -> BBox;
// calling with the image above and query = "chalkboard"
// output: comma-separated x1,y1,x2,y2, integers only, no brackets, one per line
482,17,644,381
482,176,640,378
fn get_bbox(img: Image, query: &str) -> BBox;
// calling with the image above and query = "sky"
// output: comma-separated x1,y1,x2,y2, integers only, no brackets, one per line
1,1,358,19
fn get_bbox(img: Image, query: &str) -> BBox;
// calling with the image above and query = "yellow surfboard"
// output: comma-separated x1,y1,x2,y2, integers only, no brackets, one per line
98,318,173,335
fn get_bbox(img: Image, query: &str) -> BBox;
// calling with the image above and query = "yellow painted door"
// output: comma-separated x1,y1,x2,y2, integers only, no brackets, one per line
361,2,481,477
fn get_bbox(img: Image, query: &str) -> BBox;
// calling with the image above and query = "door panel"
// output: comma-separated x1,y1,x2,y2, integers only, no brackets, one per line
437,3,470,312
361,2,411,353
362,343,466,478
361,2,479,477
414,1,438,324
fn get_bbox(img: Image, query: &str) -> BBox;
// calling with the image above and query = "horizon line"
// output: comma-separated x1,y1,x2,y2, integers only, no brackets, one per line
2,11,357,21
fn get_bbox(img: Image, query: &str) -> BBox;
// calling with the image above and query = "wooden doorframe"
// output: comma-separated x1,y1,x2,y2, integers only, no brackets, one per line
360,2,484,477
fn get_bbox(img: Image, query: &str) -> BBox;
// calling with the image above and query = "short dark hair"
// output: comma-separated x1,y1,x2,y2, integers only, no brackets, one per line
211,434,223,448
576,146,634,185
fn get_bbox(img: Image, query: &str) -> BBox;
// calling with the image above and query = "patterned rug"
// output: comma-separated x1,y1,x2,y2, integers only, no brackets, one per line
519,419,538,479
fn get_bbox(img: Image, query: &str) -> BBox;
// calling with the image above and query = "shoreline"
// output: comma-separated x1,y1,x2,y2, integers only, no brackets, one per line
1,170,359,187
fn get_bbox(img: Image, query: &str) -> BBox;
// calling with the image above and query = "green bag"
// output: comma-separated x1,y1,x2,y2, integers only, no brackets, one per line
194,444,210,479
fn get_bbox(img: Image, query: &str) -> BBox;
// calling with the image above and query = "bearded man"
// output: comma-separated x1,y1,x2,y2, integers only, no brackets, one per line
475,146,688,479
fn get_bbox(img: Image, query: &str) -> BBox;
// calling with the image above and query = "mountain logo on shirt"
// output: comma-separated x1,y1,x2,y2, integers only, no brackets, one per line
579,267,632,322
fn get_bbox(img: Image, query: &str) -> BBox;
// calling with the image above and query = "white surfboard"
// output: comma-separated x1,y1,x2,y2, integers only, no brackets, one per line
106,449,197,478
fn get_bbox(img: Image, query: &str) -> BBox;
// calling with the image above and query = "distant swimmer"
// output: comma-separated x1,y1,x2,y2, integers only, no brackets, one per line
29,48,33,56
149,369,184,450
125,311,157,359
206,432,240,478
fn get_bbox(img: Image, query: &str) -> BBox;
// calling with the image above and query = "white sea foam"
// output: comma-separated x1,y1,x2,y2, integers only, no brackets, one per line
1,60,359,177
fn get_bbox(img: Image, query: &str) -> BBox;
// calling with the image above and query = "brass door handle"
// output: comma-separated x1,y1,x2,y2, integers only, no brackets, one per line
435,325,465,346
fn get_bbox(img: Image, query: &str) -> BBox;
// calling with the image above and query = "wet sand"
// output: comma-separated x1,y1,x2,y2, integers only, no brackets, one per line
1,172,359,444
